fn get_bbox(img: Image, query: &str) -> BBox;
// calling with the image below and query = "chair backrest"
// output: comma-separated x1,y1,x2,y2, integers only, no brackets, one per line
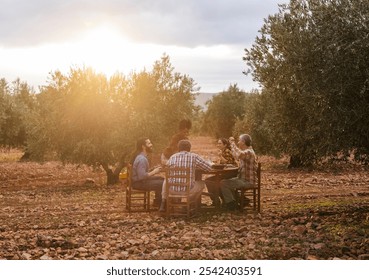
165,166,197,218
257,162,261,188
125,163,151,212
126,164,133,189
238,162,261,213
165,166,192,195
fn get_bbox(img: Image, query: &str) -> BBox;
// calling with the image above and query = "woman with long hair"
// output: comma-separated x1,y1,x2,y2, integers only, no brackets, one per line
216,138,236,165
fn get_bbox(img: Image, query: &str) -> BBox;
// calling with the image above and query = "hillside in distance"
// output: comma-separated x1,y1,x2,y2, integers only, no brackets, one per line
195,92,216,109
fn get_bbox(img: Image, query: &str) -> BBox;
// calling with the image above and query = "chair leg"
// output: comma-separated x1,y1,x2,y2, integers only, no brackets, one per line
239,189,244,211
166,196,197,218
195,197,199,212
126,190,151,213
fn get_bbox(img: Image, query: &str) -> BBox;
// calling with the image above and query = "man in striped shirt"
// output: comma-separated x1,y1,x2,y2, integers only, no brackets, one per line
221,134,257,210
159,139,212,211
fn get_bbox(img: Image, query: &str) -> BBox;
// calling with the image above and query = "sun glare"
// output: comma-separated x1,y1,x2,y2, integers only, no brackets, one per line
1,23,166,86
0,22,245,92
72,25,140,75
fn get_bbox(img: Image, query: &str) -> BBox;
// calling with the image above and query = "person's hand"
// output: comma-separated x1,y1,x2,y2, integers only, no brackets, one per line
230,141,237,149
154,166,162,174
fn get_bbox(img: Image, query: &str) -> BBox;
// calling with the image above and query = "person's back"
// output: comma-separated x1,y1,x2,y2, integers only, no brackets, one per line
160,139,211,211
167,150,212,191
132,153,149,182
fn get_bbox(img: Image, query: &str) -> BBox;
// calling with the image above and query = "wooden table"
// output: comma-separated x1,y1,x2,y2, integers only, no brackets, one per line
198,166,238,208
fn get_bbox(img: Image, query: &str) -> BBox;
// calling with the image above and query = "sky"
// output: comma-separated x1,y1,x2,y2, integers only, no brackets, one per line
0,0,286,93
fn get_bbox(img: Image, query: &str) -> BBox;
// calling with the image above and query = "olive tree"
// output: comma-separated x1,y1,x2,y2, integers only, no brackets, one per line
27,55,199,184
243,0,369,166
0,78,35,152
202,84,248,138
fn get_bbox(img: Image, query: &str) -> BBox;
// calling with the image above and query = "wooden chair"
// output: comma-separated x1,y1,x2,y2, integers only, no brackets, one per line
125,164,151,213
164,166,198,218
236,162,261,213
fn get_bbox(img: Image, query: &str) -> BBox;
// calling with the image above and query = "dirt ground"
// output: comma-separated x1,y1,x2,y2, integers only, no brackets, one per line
1,136,368,260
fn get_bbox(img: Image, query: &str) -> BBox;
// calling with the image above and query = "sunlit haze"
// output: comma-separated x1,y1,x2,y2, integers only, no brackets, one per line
0,0,285,92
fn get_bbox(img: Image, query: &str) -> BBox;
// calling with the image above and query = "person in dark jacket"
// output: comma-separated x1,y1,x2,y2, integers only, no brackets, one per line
161,119,192,165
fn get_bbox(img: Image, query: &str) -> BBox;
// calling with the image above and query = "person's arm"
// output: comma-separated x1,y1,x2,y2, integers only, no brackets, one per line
136,157,162,180
196,154,213,172
219,155,227,164
148,166,162,176
230,142,242,160
217,149,227,164
222,149,236,164
230,142,250,160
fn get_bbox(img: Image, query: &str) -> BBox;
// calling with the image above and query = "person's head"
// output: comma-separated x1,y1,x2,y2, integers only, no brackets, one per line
178,139,191,152
131,137,152,163
217,138,231,150
178,119,192,136
238,134,252,149
136,137,153,154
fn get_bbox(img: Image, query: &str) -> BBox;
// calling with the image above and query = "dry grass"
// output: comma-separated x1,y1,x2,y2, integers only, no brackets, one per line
0,148,23,162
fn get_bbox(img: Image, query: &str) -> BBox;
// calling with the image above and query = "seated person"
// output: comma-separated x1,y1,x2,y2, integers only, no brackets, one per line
131,138,163,207
217,138,237,165
160,139,212,211
221,134,257,210
205,138,237,205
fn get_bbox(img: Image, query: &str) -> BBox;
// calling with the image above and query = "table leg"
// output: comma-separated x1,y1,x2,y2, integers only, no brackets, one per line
214,172,222,208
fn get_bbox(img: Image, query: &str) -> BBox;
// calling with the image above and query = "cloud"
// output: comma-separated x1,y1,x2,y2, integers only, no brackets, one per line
0,0,285,92
0,0,283,48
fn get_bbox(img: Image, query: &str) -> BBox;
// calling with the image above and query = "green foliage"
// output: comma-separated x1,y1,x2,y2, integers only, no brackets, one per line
23,54,198,183
233,89,280,156
0,78,35,149
202,84,248,138
126,55,199,146
243,0,369,166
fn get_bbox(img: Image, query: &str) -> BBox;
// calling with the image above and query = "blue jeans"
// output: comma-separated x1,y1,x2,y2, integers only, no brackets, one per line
132,176,164,202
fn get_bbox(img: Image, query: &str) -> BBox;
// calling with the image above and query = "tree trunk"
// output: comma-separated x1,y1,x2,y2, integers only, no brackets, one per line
289,154,313,169
288,155,303,168
101,153,127,186
106,169,119,185
20,151,31,161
